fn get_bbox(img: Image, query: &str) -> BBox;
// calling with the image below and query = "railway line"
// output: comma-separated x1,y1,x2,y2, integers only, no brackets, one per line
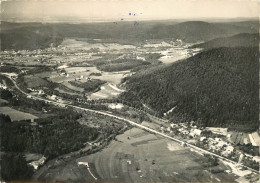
2,73,258,174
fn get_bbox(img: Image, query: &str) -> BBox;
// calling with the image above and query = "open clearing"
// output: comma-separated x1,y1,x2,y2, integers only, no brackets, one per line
23,75,50,88
61,81,84,93
89,83,125,100
0,98,8,104
54,87,82,96
49,66,127,89
34,128,236,182
23,66,127,98
60,39,136,51
0,107,38,121
159,48,188,64
90,70,130,85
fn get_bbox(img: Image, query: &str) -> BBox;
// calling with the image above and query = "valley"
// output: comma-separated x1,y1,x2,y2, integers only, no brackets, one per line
0,19,259,183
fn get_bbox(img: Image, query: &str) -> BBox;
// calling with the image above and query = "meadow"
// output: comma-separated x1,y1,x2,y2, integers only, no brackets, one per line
0,107,38,121
34,128,237,182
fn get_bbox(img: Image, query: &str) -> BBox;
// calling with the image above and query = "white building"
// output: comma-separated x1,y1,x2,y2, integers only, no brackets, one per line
253,156,260,163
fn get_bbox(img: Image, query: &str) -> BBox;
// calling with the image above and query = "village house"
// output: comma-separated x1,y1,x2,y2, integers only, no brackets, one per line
252,156,260,163
189,129,202,137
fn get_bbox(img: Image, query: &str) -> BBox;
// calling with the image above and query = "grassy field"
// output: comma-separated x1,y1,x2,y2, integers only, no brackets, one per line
158,47,189,64
69,79,106,93
34,128,237,182
20,65,127,99
0,107,38,121
23,75,51,88
228,132,251,145
89,83,125,100
61,38,136,51
54,87,82,96
49,66,126,86
61,81,84,93
0,98,9,105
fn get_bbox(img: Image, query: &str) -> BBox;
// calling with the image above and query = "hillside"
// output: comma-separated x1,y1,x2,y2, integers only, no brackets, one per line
148,21,225,41
191,33,259,49
148,21,258,42
1,22,63,50
120,47,258,130
1,20,258,50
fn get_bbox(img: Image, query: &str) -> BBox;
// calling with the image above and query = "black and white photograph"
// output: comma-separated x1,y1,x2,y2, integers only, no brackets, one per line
0,0,259,182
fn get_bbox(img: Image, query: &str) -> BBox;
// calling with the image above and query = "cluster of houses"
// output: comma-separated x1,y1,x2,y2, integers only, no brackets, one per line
160,122,260,167
206,137,234,157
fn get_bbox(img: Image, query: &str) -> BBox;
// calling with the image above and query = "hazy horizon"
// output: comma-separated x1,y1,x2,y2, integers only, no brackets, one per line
1,0,259,23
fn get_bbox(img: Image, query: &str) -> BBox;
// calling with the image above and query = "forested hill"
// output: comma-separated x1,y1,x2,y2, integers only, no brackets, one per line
147,21,258,42
1,22,64,51
1,20,258,50
191,33,259,49
120,47,258,130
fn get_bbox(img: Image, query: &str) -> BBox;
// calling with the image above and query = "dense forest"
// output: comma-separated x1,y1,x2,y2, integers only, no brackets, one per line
1,22,63,50
94,59,151,72
1,152,34,181
120,47,258,131
0,87,100,159
0,111,99,159
147,21,257,42
69,79,106,93
192,33,259,49
0,111,98,181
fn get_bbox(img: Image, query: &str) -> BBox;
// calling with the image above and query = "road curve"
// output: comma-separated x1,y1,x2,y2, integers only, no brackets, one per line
2,74,258,174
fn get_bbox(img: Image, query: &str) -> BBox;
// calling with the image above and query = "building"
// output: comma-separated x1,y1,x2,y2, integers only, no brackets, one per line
252,156,260,163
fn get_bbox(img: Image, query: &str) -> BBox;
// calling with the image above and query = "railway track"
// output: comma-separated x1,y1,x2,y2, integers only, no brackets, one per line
2,73,259,174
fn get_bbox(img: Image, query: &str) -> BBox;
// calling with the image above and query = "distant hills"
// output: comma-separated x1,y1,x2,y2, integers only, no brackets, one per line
1,20,258,50
120,47,258,131
1,23,63,50
147,21,258,42
192,33,259,49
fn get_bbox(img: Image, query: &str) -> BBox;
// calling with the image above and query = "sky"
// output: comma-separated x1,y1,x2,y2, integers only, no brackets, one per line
1,0,259,22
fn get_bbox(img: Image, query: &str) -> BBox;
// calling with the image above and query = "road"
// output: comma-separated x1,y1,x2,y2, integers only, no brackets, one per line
2,73,258,174
78,162,98,180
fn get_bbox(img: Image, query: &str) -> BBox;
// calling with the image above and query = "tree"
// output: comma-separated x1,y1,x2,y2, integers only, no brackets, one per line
204,154,219,167
0,89,13,100
1,153,34,181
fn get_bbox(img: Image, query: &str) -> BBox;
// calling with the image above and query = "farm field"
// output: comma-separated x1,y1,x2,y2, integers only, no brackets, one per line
90,70,130,85
23,75,51,88
89,83,125,100
228,131,251,145
34,128,237,182
61,81,84,93
48,67,92,84
60,39,136,51
0,106,38,121
19,64,128,99
159,48,188,64
54,87,82,96
140,121,161,130
49,66,127,87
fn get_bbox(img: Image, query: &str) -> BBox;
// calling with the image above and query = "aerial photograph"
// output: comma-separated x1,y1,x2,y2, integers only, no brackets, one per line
0,0,259,182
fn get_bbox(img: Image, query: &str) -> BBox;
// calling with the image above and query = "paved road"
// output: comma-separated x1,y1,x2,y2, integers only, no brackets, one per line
2,74,258,174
